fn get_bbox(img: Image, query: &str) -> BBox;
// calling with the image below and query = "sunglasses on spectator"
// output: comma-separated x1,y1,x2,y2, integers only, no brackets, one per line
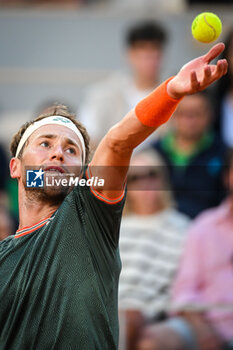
127,170,160,183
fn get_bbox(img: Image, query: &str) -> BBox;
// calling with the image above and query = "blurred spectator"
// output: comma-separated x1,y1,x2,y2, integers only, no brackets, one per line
79,21,168,148
0,143,10,208
137,148,233,350
152,92,226,218
0,206,14,241
213,28,233,147
118,149,190,350
187,0,232,4
0,0,84,7
0,142,18,223
0,143,8,193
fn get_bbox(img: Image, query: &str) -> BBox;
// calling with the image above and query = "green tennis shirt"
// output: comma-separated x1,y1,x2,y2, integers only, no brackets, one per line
0,180,125,350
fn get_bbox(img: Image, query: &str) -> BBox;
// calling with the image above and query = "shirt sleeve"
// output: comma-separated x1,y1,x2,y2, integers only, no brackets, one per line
76,173,126,249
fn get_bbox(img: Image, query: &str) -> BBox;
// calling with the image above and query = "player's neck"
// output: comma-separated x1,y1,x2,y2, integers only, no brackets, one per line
17,187,58,231
18,202,57,231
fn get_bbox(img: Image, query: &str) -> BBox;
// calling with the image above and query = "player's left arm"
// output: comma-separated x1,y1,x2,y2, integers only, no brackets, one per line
89,43,227,200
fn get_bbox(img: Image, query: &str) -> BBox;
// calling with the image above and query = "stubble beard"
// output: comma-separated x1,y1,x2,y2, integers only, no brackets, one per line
23,173,73,206
22,163,83,206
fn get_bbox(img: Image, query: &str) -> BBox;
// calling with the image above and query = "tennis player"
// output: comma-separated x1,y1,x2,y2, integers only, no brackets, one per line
0,43,227,350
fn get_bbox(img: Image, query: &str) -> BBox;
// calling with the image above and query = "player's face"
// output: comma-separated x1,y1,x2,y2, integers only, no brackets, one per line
174,95,211,141
22,124,83,169
20,124,83,199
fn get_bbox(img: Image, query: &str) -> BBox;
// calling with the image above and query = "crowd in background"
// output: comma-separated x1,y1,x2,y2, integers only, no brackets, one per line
0,10,233,350
0,0,95,8
115,22,233,350
82,20,233,350
0,0,232,14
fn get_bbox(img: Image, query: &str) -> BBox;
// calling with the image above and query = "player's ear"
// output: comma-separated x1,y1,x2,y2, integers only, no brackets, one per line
10,157,21,179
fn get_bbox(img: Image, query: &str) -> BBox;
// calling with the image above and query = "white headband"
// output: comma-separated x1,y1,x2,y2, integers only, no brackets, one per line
16,116,86,164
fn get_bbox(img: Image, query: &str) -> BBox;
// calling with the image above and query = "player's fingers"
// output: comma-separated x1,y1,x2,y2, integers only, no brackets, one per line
211,60,225,81
209,60,224,77
221,58,228,75
204,42,225,64
202,65,212,84
216,59,226,75
190,70,200,91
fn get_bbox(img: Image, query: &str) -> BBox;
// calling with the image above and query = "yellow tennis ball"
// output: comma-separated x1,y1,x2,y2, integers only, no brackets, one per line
191,12,222,43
